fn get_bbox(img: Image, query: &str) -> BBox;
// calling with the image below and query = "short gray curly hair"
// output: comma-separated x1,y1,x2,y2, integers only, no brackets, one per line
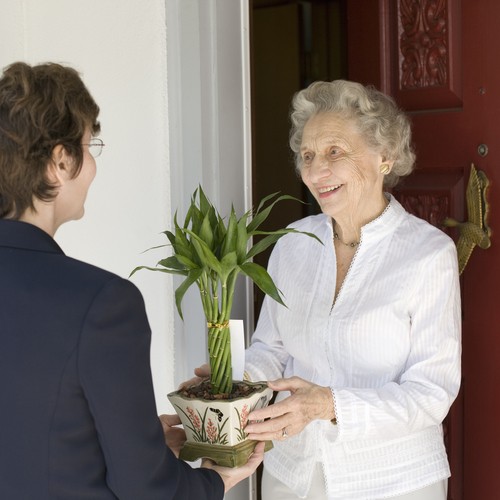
289,80,415,187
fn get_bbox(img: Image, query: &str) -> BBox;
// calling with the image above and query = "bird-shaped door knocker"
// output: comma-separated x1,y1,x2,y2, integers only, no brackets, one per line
443,164,491,275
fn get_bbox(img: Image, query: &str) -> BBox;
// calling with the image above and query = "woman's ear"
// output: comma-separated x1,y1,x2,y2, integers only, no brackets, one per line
47,145,72,185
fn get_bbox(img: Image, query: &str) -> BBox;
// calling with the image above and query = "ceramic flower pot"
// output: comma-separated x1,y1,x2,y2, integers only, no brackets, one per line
168,380,273,467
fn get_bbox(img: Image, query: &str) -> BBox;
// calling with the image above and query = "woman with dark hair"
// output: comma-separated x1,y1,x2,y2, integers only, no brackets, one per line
0,61,263,500
241,80,461,499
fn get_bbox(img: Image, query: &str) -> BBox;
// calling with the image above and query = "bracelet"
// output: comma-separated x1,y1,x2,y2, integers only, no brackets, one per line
329,387,338,425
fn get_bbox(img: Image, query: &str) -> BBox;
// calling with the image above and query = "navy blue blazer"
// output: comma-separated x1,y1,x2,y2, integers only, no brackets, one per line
0,220,224,499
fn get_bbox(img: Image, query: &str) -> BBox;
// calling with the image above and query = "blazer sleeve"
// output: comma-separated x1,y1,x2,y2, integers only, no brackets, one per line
78,277,224,500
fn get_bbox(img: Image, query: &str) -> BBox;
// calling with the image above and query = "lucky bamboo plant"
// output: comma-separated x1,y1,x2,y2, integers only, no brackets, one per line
132,186,319,395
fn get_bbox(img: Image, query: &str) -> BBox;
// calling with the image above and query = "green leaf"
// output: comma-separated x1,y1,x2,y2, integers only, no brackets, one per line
157,256,187,270
129,265,187,278
219,251,238,280
254,191,280,214
173,233,196,262
189,237,209,267
248,229,323,259
163,229,176,246
186,230,222,275
235,213,249,263
175,268,204,319
208,205,219,233
182,204,193,229
173,217,191,251
239,262,286,307
140,243,169,253
198,185,211,216
246,231,288,260
175,255,200,270
221,208,237,256
190,205,204,234
247,194,305,233
215,214,227,255
199,213,214,249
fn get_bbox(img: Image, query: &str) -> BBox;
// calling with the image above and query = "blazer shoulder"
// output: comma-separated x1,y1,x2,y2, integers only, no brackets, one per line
52,255,145,311
60,254,126,287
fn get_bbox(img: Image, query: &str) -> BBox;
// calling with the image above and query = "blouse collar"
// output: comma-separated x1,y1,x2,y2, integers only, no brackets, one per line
321,193,406,242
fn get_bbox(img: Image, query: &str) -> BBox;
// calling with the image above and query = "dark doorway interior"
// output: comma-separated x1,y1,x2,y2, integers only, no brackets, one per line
250,0,347,320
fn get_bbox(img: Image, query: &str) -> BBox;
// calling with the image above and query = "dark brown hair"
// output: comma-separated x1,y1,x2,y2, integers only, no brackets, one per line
0,62,100,218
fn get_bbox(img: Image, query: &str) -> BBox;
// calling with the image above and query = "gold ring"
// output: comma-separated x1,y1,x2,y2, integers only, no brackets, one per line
281,427,288,439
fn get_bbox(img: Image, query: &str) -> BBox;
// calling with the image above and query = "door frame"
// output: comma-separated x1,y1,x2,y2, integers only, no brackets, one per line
165,1,255,498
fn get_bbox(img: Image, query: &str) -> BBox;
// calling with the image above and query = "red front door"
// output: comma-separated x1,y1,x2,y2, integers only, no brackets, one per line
348,1,500,499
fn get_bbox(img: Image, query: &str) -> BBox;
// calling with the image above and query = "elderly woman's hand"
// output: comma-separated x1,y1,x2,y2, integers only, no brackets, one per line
244,376,335,442
178,363,210,390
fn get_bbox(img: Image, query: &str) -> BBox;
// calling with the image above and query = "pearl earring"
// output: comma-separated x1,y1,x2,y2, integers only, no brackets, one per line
380,164,390,175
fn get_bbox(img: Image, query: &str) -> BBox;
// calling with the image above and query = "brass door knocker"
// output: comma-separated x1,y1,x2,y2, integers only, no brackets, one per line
443,164,491,274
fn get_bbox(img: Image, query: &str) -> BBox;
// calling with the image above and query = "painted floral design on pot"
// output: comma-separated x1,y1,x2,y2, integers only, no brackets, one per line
176,405,229,445
168,381,273,447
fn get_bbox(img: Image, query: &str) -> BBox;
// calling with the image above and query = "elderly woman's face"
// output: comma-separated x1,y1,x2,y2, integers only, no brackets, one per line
299,112,386,221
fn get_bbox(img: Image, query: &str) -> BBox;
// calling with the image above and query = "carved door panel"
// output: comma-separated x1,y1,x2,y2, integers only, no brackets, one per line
347,1,500,499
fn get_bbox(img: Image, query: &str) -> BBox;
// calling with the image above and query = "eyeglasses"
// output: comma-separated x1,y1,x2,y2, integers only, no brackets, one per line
83,138,105,158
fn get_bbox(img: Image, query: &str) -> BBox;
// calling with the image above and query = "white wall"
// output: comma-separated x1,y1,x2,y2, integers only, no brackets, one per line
1,2,254,498
0,0,174,411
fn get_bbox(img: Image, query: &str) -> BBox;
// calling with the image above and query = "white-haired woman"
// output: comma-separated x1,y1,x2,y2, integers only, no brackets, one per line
243,81,461,500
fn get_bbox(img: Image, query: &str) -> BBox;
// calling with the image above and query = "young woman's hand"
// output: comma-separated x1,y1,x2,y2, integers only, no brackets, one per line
202,442,265,493
158,414,186,458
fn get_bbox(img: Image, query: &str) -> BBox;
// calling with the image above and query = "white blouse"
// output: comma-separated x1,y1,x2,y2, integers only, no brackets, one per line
245,195,461,499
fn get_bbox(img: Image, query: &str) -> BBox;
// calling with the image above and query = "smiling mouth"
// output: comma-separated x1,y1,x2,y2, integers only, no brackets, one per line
318,184,342,194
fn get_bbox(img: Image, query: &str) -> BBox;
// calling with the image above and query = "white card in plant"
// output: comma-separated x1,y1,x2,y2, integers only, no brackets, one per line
229,319,245,381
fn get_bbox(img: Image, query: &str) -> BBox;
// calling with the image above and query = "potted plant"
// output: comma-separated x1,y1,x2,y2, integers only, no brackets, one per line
132,186,319,466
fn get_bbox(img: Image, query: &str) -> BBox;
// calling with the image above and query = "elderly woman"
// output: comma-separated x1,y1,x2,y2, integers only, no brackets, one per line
0,61,263,499
243,81,461,500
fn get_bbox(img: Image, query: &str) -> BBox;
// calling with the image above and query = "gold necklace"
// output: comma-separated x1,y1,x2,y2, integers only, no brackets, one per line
333,231,359,248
